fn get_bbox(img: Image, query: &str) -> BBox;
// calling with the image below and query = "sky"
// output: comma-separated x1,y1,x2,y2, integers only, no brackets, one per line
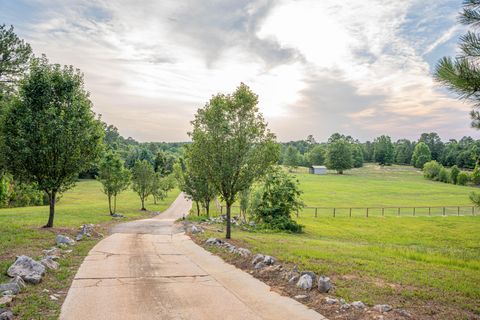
1,0,479,142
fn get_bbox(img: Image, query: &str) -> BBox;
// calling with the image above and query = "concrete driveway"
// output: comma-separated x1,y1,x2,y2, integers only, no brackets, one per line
60,193,326,320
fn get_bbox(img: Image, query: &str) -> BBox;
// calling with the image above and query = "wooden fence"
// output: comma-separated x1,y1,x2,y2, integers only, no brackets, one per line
220,205,477,218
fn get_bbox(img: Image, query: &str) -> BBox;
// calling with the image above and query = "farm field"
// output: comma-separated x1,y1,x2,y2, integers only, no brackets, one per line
0,180,179,319
201,164,480,319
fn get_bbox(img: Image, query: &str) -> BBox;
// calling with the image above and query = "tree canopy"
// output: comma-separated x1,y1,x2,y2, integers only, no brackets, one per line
325,139,353,174
374,135,394,165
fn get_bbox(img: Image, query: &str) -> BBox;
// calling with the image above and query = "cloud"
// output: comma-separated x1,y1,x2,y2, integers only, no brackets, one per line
0,0,477,142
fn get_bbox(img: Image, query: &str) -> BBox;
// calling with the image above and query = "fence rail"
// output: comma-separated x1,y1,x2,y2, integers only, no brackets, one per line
220,205,477,218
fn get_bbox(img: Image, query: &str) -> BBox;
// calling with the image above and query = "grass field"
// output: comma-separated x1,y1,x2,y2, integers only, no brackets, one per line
0,180,179,319
199,165,480,319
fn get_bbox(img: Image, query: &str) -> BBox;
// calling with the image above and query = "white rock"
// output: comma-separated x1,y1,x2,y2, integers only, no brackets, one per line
235,248,252,257
190,225,203,234
0,296,13,306
317,276,332,293
352,301,366,309
294,295,308,300
296,274,313,290
252,254,264,265
40,257,59,270
7,256,46,284
56,235,75,246
325,297,338,305
373,304,393,313
49,295,58,301
263,255,276,265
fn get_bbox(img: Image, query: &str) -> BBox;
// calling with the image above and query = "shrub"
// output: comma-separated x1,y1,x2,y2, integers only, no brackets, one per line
469,192,480,207
450,165,460,184
472,164,480,185
438,167,450,183
250,168,304,232
423,161,442,180
412,142,432,168
457,172,470,186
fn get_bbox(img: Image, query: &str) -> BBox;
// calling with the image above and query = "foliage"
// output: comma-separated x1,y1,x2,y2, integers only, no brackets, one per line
352,144,364,168
435,1,480,128
306,145,325,166
189,83,279,238
469,191,480,207
151,173,175,205
373,135,394,165
131,160,155,210
250,169,304,232
283,145,301,169
325,139,353,174
419,133,444,161
457,171,470,185
450,165,461,184
438,167,450,183
2,56,104,227
394,139,415,165
97,151,131,215
423,161,443,180
412,142,432,168
472,163,480,184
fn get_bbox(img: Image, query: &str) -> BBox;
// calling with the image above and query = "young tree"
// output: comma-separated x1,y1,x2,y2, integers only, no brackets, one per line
394,139,414,165
2,56,104,227
98,151,130,215
307,145,325,165
352,144,364,168
418,133,444,161
151,173,175,205
325,139,353,174
131,160,155,211
412,142,432,168
450,165,461,184
374,135,394,165
189,83,279,239
435,1,480,128
283,145,301,169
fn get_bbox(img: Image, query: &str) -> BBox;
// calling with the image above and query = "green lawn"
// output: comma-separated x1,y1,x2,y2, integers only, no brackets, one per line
199,165,480,319
0,179,179,319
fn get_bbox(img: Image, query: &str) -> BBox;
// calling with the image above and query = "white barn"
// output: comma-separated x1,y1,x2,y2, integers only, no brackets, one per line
309,165,327,175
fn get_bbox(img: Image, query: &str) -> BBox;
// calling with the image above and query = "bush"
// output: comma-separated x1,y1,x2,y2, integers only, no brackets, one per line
450,165,460,184
438,167,450,183
250,169,304,233
472,164,480,185
423,161,442,180
457,172,470,186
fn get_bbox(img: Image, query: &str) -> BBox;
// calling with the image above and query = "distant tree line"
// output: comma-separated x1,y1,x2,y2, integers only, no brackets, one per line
278,132,480,173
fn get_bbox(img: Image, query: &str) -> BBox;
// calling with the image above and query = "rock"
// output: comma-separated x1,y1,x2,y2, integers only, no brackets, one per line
373,304,393,313
235,248,251,257
40,257,59,270
248,221,256,227
254,262,266,269
205,238,222,245
223,243,236,252
0,283,20,296
42,289,50,293
340,303,351,311
43,247,61,257
252,254,265,265
325,297,338,305
352,301,366,309
56,235,75,246
339,298,347,305
317,276,332,293
7,256,46,284
0,308,13,320
75,234,83,241
395,309,412,318
263,255,276,266
190,225,203,234
296,274,313,290
294,294,308,300
288,275,299,284
0,296,13,307
300,271,316,282
63,249,72,254
111,213,124,218
49,295,58,301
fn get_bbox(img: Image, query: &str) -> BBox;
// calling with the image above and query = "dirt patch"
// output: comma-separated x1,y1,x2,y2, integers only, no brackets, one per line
190,234,480,320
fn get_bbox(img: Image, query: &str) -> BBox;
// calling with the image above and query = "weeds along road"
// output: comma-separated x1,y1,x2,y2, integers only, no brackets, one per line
60,193,325,320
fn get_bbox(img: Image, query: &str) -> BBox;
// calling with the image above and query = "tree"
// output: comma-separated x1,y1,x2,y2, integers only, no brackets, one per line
151,173,175,205
362,141,375,162
435,1,480,128
450,165,461,184
2,56,104,227
325,139,353,174
307,145,325,165
131,160,155,211
472,163,480,184
394,139,414,165
189,83,279,239
423,161,443,180
283,145,301,169
0,24,33,98
352,144,364,168
419,133,444,161
412,142,432,168
374,135,394,165
98,151,130,215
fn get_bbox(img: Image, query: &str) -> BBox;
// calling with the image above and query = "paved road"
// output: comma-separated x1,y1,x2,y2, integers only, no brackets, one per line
60,193,326,320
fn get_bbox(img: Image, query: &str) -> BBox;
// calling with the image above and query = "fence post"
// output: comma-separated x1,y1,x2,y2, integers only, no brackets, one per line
443,207,446,216
397,207,400,216
382,207,384,216
349,208,352,218
473,206,475,216
458,206,460,216
413,207,415,216
366,208,369,217
315,207,318,218
333,208,336,217
429,207,431,216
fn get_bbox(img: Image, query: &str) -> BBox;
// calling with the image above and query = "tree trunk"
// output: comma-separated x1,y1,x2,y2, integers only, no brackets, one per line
44,191,56,228
108,194,113,215
141,194,146,211
226,202,232,239
195,201,200,216
205,200,210,217
113,195,117,214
